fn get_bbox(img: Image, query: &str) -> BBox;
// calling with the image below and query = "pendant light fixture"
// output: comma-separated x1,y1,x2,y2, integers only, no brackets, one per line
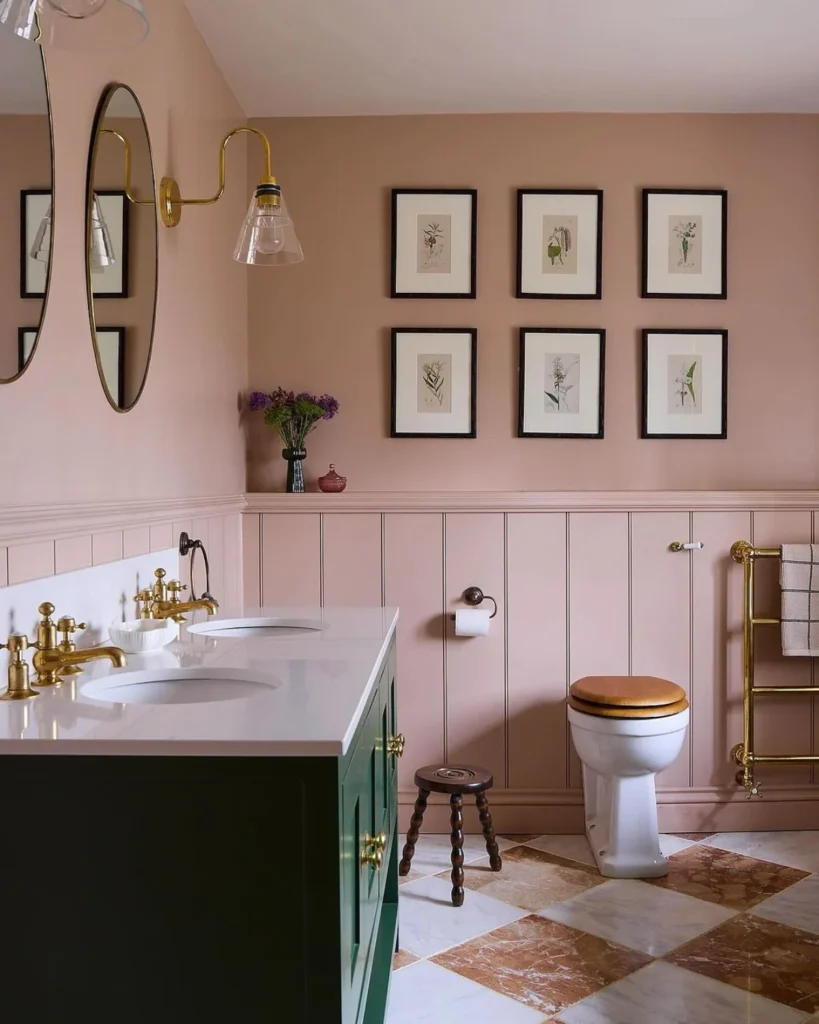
0,0,148,48
159,126,304,267
89,195,116,273
29,201,52,263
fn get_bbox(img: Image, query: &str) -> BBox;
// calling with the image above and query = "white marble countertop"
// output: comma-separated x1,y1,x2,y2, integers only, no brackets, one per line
0,607,398,757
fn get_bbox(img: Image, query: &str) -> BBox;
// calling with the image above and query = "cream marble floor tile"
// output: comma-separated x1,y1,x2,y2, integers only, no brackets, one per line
704,832,819,873
557,960,809,1024
539,879,737,957
525,833,696,869
752,874,819,936
399,833,515,878
386,959,547,1024
398,874,528,958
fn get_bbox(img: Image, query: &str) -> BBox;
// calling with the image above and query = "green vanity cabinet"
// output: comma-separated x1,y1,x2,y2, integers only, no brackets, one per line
1,639,399,1024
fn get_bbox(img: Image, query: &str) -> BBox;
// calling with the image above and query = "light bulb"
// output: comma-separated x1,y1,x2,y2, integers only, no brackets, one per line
254,218,286,255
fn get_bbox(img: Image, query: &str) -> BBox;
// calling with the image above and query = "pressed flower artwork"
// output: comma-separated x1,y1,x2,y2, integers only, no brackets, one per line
544,354,580,414
417,215,451,274
643,330,727,438
519,328,604,438
541,215,578,275
391,190,476,298
392,328,476,437
668,215,702,274
417,353,452,413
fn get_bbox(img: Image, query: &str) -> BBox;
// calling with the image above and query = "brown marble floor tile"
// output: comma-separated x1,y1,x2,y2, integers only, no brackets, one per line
435,844,604,913
668,832,716,841
667,913,819,1015
646,843,808,910
432,914,651,1017
398,869,422,886
392,949,418,971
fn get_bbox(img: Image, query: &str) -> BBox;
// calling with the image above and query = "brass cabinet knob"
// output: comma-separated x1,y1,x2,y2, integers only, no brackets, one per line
360,833,385,870
387,734,405,758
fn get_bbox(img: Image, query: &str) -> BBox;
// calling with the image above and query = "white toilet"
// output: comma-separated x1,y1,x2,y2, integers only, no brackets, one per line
567,676,689,879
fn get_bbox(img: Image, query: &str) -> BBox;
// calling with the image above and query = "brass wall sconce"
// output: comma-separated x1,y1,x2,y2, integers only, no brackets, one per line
100,124,303,267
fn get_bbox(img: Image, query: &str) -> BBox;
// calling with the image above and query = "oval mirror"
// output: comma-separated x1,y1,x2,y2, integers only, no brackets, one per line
86,83,157,411
0,33,53,383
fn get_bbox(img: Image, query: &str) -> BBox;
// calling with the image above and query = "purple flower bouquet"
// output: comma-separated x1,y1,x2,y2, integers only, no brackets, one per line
248,389,339,493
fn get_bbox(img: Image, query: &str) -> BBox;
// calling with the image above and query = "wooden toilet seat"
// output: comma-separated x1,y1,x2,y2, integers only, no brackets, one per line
568,676,689,719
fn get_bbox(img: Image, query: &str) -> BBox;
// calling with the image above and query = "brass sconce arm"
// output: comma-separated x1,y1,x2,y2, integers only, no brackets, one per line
99,129,155,207
159,126,276,229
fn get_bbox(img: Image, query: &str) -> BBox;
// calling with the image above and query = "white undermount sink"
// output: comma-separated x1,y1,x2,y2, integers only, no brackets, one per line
186,617,326,639
81,668,279,706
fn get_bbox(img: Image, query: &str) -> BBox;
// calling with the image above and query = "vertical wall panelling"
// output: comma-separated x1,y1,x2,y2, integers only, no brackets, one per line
322,514,382,607
222,514,243,608
260,514,321,606
242,514,261,606
92,532,123,566
149,523,174,552
205,517,225,606
8,541,56,585
172,520,193,590
384,514,445,789
631,512,692,788
691,511,751,788
0,547,7,587
123,527,151,559
814,510,818,785
506,513,568,789
751,511,813,785
568,513,630,787
55,536,93,576
444,514,506,781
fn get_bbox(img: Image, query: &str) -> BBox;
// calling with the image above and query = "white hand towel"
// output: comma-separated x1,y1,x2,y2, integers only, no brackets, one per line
780,544,819,656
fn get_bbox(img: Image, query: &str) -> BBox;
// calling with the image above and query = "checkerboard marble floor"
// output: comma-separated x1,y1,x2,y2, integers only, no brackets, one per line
388,830,819,1023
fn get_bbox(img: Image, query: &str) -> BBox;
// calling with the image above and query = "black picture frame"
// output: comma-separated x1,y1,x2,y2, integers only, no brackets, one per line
18,327,37,374
20,188,52,299
390,189,477,299
641,188,727,299
95,326,127,408
90,189,131,299
518,327,606,439
641,328,728,439
390,327,477,438
516,189,604,300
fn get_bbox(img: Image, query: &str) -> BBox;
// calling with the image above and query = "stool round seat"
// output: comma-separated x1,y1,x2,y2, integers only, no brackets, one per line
569,676,689,719
413,764,494,795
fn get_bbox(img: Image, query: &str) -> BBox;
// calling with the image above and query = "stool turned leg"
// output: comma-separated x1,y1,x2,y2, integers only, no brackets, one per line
399,788,429,876
476,791,502,872
449,793,465,907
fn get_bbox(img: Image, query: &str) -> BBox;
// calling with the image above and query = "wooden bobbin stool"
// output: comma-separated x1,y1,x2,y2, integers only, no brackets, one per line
398,764,502,907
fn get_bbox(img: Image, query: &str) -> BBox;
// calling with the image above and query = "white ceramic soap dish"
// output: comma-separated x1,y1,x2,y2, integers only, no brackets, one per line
108,619,178,654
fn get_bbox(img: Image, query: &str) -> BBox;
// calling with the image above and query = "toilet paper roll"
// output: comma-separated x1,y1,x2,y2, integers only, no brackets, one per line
454,609,491,637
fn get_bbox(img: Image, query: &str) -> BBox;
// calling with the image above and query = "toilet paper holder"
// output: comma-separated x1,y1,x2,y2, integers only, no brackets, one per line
450,586,498,620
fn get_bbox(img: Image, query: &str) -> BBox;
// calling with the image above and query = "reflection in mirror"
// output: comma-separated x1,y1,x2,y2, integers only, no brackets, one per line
0,30,52,383
87,83,157,411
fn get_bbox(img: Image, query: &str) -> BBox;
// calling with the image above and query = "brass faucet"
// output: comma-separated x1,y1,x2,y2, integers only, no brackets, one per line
31,603,127,687
137,568,218,622
1,634,39,701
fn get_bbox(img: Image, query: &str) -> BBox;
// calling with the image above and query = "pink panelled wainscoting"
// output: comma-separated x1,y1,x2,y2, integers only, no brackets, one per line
0,495,245,609
244,491,819,834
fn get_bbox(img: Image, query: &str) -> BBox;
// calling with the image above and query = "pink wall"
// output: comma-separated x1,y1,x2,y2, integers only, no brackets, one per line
246,113,819,492
245,492,819,833
0,115,50,380
0,0,248,504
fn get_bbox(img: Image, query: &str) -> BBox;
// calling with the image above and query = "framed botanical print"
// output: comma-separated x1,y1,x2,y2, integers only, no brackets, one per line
518,328,605,438
642,329,727,439
391,328,477,438
390,189,477,298
642,189,727,299
95,326,126,408
20,189,53,298
18,328,37,373
516,189,603,299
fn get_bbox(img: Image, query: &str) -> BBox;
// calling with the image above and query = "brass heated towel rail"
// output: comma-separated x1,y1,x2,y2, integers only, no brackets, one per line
730,541,819,798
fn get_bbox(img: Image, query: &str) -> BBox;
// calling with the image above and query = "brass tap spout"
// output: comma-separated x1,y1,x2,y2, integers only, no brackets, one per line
31,603,127,687
151,598,218,621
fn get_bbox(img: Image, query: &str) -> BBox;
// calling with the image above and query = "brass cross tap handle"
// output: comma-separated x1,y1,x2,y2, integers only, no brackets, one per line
56,617,88,676
387,734,406,758
134,590,152,619
0,634,39,701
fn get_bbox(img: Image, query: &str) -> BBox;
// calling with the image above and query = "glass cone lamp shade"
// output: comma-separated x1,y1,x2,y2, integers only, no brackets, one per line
0,0,149,47
233,186,304,267
30,201,52,263
89,195,116,274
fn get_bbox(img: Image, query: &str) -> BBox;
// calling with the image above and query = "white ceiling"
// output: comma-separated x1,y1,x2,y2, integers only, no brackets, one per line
185,0,819,117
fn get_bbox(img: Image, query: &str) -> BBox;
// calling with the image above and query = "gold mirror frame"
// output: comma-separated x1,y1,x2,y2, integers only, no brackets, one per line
1,46,54,385
85,82,158,413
